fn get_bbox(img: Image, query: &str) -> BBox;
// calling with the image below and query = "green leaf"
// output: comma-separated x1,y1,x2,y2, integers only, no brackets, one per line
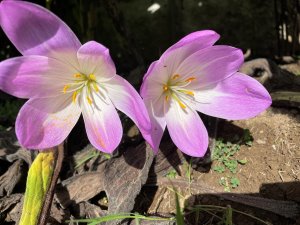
165,169,177,179
230,177,240,188
238,159,248,165
213,166,225,173
242,129,253,146
224,160,238,173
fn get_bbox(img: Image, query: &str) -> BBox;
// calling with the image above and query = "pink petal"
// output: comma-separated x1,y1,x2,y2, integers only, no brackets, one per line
161,31,220,78
165,100,208,157
140,60,160,93
77,41,116,80
162,30,220,61
141,31,220,92
0,56,77,99
192,73,272,120
176,45,243,88
16,95,81,149
142,98,166,153
105,75,151,134
140,60,169,99
0,0,81,65
81,91,123,153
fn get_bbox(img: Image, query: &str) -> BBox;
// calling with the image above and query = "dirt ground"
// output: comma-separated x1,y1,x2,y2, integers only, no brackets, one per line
202,107,300,195
139,107,300,224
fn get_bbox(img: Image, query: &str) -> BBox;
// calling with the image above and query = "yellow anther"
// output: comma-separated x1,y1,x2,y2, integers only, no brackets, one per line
163,85,168,91
178,100,186,109
87,96,93,105
172,93,186,109
165,95,169,102
72,91,78,103
89,74,96,81
185,77,196,82
172,74,180,80
63,85,70,93
74,73,83,78
181,90,194,96
92,83,99,92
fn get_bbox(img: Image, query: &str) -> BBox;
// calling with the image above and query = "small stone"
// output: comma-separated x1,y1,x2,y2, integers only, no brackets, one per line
256,139,266,145
127,125,139,138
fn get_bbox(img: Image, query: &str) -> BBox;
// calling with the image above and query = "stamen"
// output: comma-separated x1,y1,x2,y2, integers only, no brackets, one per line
178,100,186,109
181,90,194,96
63,85,70,93
87,96,93,105
163,85,168,91
165,95,169,102
72,91,78,103
74,73,83,78
185,77,196,82
92,83,99,92
172,74,180,80
172,93,186,109
89,74,96,81
67,73,100,105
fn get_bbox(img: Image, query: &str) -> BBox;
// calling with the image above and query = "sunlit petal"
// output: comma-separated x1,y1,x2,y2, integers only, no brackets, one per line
81,91,123,153
16,95,81,149
191,73,272,120
105,75,151,134
0,0,81,66
0,56,77,98
165,100,208,157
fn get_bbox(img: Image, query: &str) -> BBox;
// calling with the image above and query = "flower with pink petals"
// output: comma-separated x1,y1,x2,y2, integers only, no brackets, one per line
140,30,272,157
0,0,150,152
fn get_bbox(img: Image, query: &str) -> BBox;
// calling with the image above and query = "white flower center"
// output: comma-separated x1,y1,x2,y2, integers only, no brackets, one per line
62,73,100,104
162,74,196,109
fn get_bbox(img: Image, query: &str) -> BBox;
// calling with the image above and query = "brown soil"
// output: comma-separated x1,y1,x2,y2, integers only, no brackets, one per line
202,107,300,195
140,107,300,224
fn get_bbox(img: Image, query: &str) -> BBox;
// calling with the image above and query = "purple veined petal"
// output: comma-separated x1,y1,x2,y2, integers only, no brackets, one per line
160,30,220,77
81,90,123,153
77,41,116,80
191,72,272,120
141,31,220,91
163,30,220,57
140,60,169,98
16,95,81,149
141,98,166,153
105,75,151,134
0,55,78,99
165,100,208,157
176,45,243,88
0,0,81,65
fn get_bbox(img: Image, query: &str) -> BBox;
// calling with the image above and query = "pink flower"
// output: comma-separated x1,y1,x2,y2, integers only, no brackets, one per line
0,0,150,152
140,31,272,157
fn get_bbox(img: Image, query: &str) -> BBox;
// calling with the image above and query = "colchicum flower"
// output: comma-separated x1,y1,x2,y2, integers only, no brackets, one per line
0,0,150,152
141,30,272,157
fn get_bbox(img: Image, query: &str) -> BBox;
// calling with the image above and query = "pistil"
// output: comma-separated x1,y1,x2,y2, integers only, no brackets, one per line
62,73,100,105
162,74,196,109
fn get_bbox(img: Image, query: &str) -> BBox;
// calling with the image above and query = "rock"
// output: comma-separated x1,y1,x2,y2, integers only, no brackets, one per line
256,139,266,145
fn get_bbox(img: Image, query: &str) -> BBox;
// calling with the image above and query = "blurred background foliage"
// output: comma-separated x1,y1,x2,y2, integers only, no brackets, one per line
0,0,299,85
1,0,300,80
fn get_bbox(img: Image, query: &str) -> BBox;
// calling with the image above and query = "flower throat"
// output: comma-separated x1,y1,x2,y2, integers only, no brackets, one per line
62,73,100,105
